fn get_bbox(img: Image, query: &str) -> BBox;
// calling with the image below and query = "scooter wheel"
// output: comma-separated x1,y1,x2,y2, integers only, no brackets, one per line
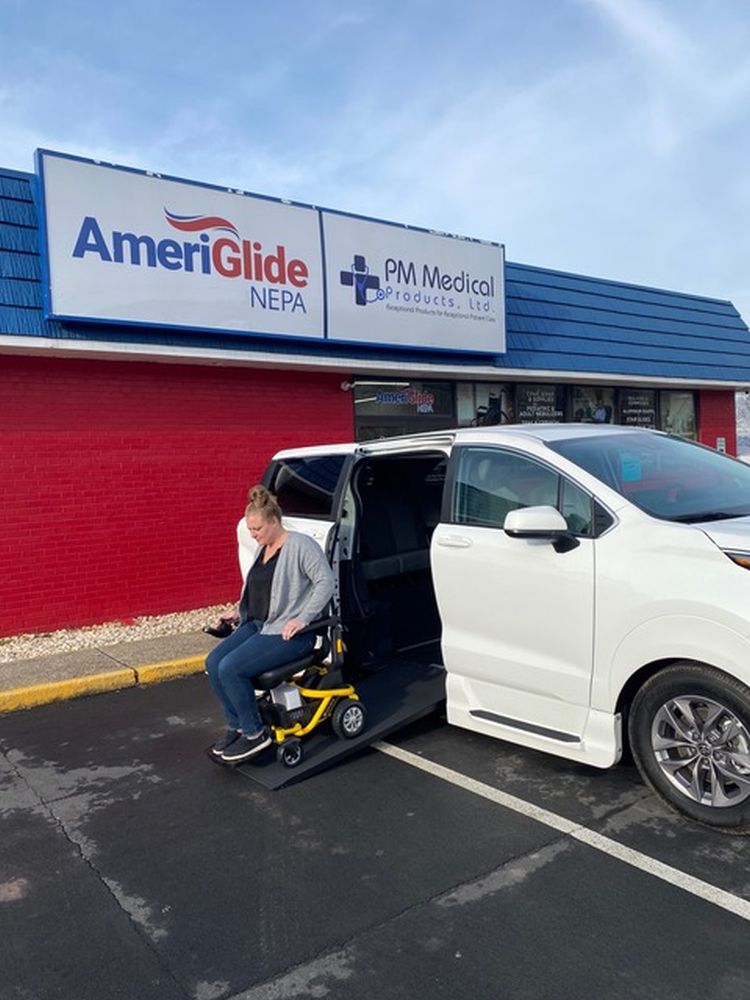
277,740,303,768
332,699,366,739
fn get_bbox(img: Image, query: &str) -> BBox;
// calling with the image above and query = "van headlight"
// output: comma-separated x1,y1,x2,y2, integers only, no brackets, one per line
724,550,750,569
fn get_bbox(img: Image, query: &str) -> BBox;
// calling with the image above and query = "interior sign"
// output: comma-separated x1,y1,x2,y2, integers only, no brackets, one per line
37,149,505,354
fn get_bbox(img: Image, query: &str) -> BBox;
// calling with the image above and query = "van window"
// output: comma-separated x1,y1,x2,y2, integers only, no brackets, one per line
268,455,346,519
561,479,593,536
551,432,750,522
453,448,560,528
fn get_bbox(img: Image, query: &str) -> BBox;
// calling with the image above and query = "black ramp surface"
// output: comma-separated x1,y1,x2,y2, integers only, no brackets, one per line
233,660,446,789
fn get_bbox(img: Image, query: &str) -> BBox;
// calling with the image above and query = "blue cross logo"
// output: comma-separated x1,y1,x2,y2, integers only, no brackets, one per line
340,254,381,306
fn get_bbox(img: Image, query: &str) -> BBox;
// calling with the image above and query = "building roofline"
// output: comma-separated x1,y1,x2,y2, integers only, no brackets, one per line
2,334,748,390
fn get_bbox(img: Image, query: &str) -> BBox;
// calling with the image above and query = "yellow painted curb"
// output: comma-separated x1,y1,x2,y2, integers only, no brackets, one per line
0,669,137,715
135,655,206,686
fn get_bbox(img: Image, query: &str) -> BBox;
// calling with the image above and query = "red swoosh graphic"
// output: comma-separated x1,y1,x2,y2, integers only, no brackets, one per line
164,211,238,236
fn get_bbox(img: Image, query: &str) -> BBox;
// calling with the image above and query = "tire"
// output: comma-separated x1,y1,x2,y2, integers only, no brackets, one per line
628,662,750,833
331,699,366,740
277,740,303,768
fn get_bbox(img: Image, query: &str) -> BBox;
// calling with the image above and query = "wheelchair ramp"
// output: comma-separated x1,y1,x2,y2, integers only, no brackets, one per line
229,660,445,790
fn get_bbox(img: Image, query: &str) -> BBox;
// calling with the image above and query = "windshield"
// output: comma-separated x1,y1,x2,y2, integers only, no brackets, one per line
550,432,750,523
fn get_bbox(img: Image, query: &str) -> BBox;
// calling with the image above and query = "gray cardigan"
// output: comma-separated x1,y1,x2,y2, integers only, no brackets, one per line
239,531,335,635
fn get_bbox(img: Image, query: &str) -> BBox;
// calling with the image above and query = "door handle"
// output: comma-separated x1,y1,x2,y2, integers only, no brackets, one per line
436,535,473,548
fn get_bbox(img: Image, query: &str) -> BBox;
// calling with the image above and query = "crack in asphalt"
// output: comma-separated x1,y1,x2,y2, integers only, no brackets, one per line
222,834,570,1000
1,747,193,1000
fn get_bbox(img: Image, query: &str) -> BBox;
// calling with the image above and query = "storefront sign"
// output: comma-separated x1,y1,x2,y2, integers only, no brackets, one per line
323,212,504,351
36,150,505,355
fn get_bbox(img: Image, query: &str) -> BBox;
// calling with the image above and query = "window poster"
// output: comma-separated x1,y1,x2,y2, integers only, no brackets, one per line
619,389,657,428
572,386,615,423
353,380,453,418
457,382,514,426
516,384,565,423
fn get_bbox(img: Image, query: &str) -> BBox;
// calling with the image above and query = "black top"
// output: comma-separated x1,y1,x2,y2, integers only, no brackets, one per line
241,548,280,623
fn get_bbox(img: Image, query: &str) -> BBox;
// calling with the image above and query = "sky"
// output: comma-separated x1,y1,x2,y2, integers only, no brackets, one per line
2,0,750,322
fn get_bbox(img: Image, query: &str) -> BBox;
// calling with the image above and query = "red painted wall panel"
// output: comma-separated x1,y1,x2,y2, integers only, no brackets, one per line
0,356,352,636
697,389,737,456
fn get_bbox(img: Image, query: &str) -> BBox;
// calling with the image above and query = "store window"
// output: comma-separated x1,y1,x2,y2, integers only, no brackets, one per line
516,384,565,423
572,386,615,424
660,391,696,439
354,380,455,441
457,382,514,426
618,388,657,428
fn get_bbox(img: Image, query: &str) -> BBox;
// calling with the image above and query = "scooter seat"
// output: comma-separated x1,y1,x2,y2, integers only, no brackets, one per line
254,637,330,691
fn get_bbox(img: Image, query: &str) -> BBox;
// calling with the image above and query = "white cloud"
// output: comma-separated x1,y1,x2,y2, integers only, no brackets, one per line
582,0,693,71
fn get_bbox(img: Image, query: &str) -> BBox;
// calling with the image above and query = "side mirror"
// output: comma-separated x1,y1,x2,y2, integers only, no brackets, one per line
503,506,579,552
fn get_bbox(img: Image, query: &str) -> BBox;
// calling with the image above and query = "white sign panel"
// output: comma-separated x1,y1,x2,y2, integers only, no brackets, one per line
37,150,505,354
323,213,505,353
38,151,324,339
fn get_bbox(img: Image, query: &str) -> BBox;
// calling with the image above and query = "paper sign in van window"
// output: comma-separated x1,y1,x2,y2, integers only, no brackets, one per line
621,455,643,482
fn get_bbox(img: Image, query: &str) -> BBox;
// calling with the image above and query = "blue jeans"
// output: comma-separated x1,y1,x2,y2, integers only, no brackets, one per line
205,620,315,734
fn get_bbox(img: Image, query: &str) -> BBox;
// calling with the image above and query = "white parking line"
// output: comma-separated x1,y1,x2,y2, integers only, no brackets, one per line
374,740,750,923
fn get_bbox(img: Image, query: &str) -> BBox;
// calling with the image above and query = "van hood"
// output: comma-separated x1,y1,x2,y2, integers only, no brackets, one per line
697,515,750,551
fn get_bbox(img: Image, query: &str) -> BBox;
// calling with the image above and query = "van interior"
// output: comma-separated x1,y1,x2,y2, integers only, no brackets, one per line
242,449,450,788
339,452,448,672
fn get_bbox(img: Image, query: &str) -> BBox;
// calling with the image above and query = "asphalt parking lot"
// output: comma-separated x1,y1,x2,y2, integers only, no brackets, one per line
2,674,749,1000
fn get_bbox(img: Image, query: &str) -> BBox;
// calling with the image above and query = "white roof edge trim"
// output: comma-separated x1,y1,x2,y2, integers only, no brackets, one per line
0,335,748,390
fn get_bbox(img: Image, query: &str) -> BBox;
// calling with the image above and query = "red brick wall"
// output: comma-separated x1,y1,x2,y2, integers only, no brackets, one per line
0,355,353,636
697,389,737,456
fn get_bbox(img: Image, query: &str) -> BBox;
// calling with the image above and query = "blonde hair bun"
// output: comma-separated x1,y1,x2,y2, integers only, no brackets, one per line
245,484,282,521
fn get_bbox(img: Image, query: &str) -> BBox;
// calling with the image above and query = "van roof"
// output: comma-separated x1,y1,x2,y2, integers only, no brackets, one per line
271,423,659,460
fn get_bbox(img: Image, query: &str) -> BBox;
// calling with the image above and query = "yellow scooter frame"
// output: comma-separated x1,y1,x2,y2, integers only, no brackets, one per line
268,655,367,768
271,679,361,743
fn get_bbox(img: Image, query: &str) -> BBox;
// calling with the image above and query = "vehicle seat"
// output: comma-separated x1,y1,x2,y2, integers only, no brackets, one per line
359,476,430,581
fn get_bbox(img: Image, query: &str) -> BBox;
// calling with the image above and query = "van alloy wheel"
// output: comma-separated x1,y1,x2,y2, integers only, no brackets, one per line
629,663,750,833
651,695,750,808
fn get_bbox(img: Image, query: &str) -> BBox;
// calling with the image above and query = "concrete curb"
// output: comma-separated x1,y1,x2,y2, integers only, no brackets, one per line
0,655,206,715
134,656,206,686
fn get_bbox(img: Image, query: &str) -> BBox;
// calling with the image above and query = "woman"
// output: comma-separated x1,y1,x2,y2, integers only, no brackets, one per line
206,485,334,764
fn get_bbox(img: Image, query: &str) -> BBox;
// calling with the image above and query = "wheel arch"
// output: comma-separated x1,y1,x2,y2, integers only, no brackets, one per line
603,615,750,725
615,657,744,751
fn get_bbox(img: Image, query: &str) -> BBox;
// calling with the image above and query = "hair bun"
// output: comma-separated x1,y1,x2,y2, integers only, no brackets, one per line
248,485,271,505
245,484,282,522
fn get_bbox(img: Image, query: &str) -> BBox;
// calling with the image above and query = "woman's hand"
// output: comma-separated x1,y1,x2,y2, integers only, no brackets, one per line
211,608,239,630
282,618,306,640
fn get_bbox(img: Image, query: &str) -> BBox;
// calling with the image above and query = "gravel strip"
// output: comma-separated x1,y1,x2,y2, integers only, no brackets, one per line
0,605,236,664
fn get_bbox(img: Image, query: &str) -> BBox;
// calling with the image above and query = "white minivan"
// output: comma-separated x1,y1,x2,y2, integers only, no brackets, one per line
255,424,750,833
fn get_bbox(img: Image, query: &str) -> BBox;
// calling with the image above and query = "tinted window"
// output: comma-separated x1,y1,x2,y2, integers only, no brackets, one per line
551,432,750,522
561,479,593,536
269,455,346,519
454,448,560,528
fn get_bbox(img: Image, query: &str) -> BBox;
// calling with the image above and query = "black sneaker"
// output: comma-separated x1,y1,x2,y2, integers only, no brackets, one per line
221,730,272,763
210,729,242,757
